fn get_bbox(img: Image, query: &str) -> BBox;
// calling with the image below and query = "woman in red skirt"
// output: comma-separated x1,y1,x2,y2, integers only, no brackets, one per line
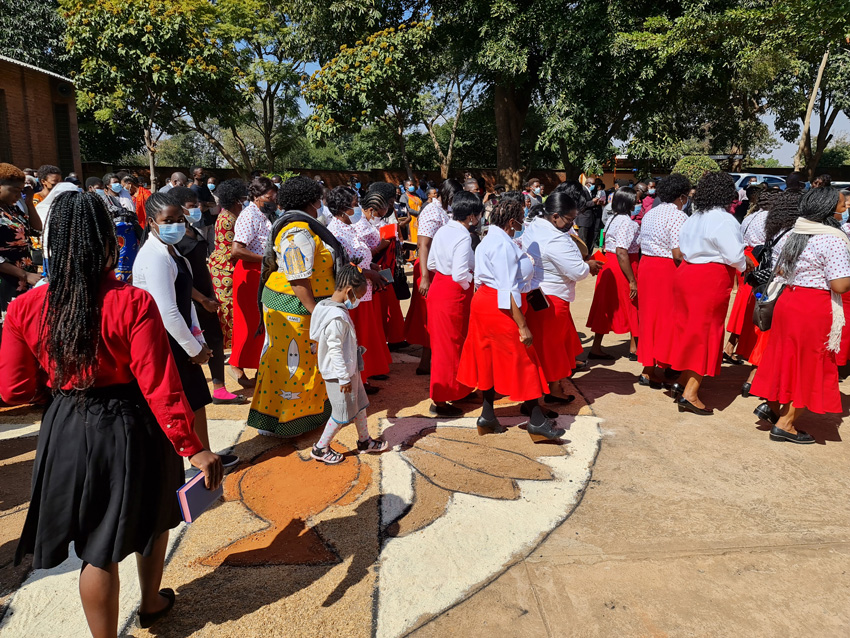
586,188,641,359
668,172,747,414
229,177,276,387
636,173,691,386
522,192,601,399
405,179,463,374
457,199,564,441
838,214,850,369
750,187,850,443
326,187,392,393
426,191,483,416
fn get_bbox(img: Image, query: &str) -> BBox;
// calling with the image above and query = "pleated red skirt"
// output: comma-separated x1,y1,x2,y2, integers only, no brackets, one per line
350,299,392,379
750,286,841,413
427,272,473,402
586,251,640,336
636,255,677,367
230,260,264,369
375,286,406,344
526,295,582,382
837,292,850,367
667,261,735,377
733,291,761,362
404,260,430,347
457,285,549,401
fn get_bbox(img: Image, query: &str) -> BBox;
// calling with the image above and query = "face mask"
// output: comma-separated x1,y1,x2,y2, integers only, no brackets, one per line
344,293,361,310
407,185,415,193
95,188,105,196
842,211,849,225
262,201,278,218
533,187,541,195
354,182,361,189
155,221,186,245
349,206,363,223
633,203,641,215
207,183,216,191
110,183,122,194
648,188,656,195
185,207,202,223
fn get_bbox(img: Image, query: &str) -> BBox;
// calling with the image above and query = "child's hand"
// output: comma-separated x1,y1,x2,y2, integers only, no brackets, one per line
340,381,352,394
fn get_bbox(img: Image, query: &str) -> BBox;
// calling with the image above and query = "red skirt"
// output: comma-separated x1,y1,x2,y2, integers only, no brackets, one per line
748,329,771,367
457,285,548,401
526,295,582,383
350,299,392,379
586,251,640,336
230,260,264,369
667,261,735,377
733,292,762,362
726,247,756,335
636,255,677,367
750,286,841,413
427,272,473,402
837,292,850,366
404,260,430,347
375,286,406,344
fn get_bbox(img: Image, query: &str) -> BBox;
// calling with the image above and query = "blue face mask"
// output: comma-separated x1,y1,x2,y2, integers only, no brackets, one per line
354,182,361,190
648,188,656,195
95,188,105,196
407,185,415,193
349,206,363,223
155,221,186,245
344,294,361,310
185,207,202,223
533,186,541,195
110,183,122,194
207,183,216,191
842,211,849,225
633,203,641,216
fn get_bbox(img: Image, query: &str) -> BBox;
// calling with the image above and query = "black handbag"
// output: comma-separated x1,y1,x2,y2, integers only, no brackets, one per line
746,228,790,288
392,266,411,300
752,267,785,331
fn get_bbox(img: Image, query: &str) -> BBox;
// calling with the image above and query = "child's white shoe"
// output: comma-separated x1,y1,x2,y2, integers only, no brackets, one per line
357,437,389,454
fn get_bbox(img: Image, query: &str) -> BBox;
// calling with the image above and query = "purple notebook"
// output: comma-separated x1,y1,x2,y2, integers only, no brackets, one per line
177,472,223,523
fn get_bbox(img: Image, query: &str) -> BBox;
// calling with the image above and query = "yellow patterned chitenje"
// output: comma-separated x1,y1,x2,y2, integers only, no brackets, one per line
265,221,335,298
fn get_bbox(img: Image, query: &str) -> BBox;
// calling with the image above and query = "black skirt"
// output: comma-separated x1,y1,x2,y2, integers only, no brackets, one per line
16,383,185,570
169,341,213,413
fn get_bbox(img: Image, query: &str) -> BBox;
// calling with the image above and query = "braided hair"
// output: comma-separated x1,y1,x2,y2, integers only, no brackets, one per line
360,190,389,215
763,190,803,241
39,192,117,390
335,263,367,292
490,198,524,230
776,186,842,284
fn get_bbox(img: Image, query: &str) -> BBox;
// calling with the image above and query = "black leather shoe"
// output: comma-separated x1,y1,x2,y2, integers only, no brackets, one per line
628,352,638,361
364,384,380,395
670,383,685,399
527,419,566,442
769,426,815,444
544,393,575,404
638,375,662,390
723,352,745,365
741,382,752,398
520,404,558,419
369,374,390,381
138,588,176,629
429,403,463,417
587,351,616,360
753,402,778,425
477,416,506,434
676,397,714,415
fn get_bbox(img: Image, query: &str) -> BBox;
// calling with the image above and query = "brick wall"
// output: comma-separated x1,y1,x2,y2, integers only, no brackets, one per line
0,59,82,176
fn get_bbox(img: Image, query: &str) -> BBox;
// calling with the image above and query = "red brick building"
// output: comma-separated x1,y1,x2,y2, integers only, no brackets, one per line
0,55,82,176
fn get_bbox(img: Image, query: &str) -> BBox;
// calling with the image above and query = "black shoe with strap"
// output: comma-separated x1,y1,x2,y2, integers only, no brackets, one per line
138,589,176,629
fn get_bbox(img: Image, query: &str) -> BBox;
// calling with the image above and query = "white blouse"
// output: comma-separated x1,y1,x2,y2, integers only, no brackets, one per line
639,203,688,259
741,209,769,247
428,220,474,289
678,207,747,271
520,217,589,302
233,202,272,255
417,201,451,239
329,217,374,302
774,233,850,291
604,214,640,253
132,235,205,357
474,225,534,309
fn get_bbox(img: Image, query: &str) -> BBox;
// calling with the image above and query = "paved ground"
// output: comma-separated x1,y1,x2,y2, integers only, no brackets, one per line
1,276,850,637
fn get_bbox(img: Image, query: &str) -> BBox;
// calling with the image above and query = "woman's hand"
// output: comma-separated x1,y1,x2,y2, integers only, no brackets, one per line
518,325,533,347
364,268,387,291
200,297,220,313
24,272,41,287
628,280,638,300
419,274,431,297
189,450,224,490
340,381,353,394
189,344,213,365
587,259,604,276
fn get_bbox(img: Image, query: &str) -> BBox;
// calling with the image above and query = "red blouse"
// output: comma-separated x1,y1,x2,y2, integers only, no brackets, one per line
0,277,203,457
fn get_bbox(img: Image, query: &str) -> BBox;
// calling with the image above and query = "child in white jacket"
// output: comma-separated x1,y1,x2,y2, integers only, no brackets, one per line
309,264,389,464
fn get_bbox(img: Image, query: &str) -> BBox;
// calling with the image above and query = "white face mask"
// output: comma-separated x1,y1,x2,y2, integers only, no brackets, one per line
344,293,361,310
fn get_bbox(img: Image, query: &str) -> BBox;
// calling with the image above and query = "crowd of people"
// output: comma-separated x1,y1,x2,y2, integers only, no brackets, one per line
0,159,849,636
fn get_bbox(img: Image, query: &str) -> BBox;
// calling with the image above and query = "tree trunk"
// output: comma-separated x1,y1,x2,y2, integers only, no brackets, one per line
390,113,414,180
794,49,830,172
144,125,157,193
494,85,530,189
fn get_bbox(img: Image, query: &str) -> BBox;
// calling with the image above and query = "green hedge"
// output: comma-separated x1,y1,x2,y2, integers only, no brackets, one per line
671,156,721,184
